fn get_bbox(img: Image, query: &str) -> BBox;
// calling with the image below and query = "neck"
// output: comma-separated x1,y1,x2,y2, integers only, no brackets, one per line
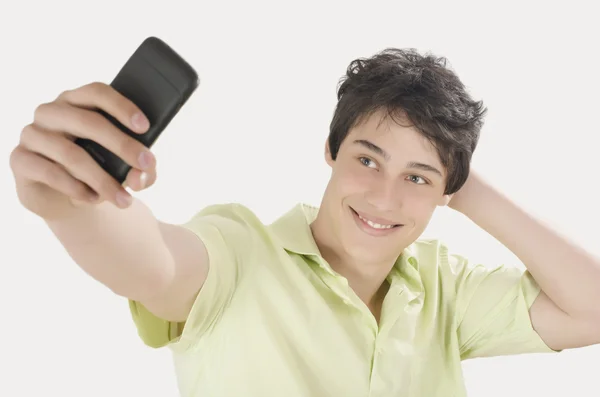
310,219,396,309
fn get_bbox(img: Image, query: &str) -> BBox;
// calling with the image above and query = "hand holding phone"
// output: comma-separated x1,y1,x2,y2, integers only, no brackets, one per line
10,37,199,216
76,36,200,184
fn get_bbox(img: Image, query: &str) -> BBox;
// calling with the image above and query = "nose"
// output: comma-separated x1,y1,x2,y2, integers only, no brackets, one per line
365,179,402,212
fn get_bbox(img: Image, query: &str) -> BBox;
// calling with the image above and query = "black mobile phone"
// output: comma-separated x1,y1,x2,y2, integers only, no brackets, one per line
75,36,199,183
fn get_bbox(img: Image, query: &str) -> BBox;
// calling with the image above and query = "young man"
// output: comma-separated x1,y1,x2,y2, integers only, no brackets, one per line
10,48,600,396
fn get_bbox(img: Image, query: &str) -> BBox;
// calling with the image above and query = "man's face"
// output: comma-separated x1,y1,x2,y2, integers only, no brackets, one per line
320,110,451,264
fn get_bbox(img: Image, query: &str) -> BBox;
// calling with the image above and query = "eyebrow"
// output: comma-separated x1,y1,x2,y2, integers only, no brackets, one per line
353,139,443,177
405,161,443,177
354,139,390,160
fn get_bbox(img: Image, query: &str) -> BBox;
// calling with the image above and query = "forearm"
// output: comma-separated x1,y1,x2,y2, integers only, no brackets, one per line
45,199,175,301
456,175,600,320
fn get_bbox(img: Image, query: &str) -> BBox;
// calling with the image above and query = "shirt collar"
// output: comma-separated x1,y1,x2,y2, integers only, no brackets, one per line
268,203,424,291
269,203,322,256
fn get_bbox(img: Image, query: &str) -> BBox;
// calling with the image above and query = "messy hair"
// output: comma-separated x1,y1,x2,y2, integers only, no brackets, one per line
328,48,487,194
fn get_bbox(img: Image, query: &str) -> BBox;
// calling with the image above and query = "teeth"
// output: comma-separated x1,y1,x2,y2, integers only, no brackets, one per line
358,214,395,229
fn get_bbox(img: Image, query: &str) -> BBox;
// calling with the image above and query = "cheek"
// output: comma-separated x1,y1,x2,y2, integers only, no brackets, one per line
402,190,438,216
335,164,373,193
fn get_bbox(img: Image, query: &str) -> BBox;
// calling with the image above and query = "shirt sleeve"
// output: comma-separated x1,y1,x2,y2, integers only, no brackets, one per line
444,248,560,360
128,203,259,352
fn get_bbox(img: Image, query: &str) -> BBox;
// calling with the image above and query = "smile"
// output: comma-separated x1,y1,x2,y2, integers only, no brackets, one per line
350,207,403,236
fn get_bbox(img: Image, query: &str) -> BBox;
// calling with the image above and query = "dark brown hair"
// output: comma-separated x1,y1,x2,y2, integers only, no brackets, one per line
328,48,487,194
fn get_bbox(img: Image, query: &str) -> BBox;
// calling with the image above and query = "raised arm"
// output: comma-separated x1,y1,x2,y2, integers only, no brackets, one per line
10,82,209,322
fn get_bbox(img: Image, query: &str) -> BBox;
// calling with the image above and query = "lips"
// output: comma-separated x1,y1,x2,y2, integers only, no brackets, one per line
350,206,403,234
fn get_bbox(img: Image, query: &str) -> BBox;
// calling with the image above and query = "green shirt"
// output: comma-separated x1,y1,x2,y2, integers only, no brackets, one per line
129,203,555,396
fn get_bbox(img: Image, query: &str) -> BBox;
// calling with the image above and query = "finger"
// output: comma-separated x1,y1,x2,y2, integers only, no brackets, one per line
20,124,134,208
56,82,150,134
10,146,98,203
33,103,156,171
125,167,157,192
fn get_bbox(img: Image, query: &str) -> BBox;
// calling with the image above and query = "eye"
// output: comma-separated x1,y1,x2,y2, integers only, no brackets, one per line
407,175,428,185
359,157,377,169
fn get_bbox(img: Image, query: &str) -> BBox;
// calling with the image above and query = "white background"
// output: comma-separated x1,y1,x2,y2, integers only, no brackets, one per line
1,0,598,396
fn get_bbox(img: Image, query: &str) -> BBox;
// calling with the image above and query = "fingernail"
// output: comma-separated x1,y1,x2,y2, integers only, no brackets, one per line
116,190,132,208
132,112,149,132
138,151,153,170
140,172,148,188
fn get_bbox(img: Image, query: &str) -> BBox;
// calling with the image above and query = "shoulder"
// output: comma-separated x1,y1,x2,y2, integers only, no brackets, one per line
406,238,471,281
408,238,522,288
407,238,454,267
185,203,267,234
188,202,264,225
180,203,274,259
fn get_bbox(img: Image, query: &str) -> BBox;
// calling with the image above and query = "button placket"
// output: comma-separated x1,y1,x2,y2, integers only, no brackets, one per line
310,255,381,332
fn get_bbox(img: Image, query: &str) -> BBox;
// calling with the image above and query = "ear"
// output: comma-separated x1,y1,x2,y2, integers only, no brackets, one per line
325,139,335,167
438,194,453,207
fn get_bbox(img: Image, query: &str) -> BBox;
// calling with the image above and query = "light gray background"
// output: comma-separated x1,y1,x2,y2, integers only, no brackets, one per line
1,0,598,395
